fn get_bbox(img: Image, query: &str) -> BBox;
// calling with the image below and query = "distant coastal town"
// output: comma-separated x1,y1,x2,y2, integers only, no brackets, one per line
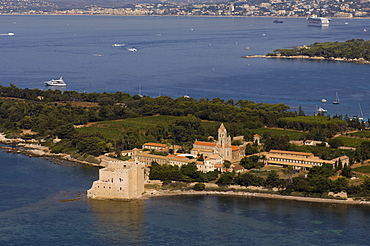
1,0,370,18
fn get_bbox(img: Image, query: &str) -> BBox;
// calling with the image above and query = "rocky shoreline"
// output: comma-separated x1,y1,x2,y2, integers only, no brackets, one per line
2,133,370,206
0,133,104,167
242,55,370,64
142,189,370,206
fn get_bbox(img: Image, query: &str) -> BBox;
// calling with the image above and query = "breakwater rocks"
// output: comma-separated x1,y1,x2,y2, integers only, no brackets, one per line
242,55,370,64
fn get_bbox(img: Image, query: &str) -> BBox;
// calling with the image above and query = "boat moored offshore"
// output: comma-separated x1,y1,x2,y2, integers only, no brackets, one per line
307,15,330,27
44,77,66,86
333,92,340,104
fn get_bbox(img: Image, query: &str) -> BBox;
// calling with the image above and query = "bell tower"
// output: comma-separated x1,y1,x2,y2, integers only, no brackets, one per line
217,123,232,160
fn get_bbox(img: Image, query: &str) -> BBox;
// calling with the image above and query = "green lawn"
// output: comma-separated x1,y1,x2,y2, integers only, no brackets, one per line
76,115,177,140
91,115,177,130
76,116,323,143
253,128,306,141
76,127,123,140
335,137,365,148
349,131,370,138
76,115,222,140
279,116,346,125
353,165,370,173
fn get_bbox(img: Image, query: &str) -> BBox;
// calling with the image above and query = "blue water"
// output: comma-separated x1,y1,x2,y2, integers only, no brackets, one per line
0,16,370,117
1,17,370,244
1,149,370,245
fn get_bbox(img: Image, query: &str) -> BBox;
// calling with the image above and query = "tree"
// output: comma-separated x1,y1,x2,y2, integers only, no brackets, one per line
283,166,294,185
330,177,349,193
56,123,77,139
265,171,281,187
235,173,265,187
264,135,290,151
180,163,200,181
106,142,113,153
298,106,305,116
76,136,107,156
98,96,115,106
149,162,183,181
193,182,206,191
289,176,308,192
341,165,352,178
308,163,334,178
223,160,231,171
216,172,235,186
232,140,242,146
239,155,260,169
328,138,343,148
245,144,255,155
354,141,370,163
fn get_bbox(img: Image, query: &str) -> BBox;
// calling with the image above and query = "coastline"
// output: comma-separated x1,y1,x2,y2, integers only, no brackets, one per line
0,133,104,167
2,133,369,206
142,189,370,206
0,13,369,20
242,55,370,64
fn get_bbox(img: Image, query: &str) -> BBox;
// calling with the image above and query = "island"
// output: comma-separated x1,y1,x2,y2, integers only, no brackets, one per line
243,39,370,64
1,85,370,203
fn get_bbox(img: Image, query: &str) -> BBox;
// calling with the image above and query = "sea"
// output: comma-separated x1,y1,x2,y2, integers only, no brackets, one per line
0,16,370,117
1,15,370,245
1,149,370,245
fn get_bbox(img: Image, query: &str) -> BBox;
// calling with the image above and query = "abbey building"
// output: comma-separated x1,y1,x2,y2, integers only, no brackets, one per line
191,123,245,162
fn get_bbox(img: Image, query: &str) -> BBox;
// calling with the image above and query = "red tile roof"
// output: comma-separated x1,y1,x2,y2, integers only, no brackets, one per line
194,141,217,147
143,143,167,148
232,146,243,151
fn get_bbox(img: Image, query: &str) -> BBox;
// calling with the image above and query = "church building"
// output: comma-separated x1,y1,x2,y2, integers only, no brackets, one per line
190,123,245,162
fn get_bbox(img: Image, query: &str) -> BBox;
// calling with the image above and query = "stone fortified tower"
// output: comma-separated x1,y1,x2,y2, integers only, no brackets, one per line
87,160,145,200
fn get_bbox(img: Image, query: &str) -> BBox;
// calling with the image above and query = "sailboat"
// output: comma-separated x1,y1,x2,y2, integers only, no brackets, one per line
332,92,340,104
358,103,364,120
183,88,190,98
138,85,143,97
352,103,364,121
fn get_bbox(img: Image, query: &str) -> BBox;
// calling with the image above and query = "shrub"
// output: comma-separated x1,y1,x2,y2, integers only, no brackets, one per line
193,182,206,191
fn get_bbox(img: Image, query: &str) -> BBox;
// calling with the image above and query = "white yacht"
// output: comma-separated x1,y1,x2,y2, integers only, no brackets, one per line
44,77,66,86
317,106,327,113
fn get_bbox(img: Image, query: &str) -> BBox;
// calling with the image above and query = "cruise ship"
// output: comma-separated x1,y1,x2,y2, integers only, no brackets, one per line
307,15,330,27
